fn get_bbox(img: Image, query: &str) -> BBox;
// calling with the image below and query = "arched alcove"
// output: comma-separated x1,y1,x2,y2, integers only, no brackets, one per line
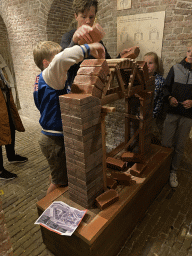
47,0,74,44
0,0,54,119
0,15,19,106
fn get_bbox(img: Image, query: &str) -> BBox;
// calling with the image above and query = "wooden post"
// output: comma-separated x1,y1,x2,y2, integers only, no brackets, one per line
101,112,107,191
125,97,131,144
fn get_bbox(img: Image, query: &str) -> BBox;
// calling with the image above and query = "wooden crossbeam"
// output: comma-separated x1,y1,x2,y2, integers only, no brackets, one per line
101,106,116,113
124,128,140,150
115,68,126,93
106,87,121,95
102,68,115,98
127,63,137,97
101,91,124,105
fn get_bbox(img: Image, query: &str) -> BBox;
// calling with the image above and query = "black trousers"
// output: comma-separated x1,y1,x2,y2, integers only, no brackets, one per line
0,121,15,172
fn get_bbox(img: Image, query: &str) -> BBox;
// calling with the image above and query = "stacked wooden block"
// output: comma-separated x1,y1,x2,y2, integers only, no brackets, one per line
78,23,105,45
59,93,104,208
71,59,110,99
59,59,110,208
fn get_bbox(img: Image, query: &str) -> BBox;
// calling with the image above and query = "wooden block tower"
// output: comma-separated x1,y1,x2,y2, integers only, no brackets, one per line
59,59,110,208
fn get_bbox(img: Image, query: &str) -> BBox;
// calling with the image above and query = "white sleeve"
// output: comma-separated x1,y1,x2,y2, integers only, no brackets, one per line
42,45,85,90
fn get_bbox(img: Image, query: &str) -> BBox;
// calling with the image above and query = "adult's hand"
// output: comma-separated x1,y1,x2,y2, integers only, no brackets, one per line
73,25,93,45
88,42,105,59
169,96,178,107
182,99,192,109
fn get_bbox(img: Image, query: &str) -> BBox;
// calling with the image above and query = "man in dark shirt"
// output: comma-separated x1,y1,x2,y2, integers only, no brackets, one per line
162,43,192,188
60,0,137,92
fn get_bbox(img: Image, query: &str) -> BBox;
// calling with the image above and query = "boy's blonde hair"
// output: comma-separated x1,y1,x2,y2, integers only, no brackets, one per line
33,41,62,71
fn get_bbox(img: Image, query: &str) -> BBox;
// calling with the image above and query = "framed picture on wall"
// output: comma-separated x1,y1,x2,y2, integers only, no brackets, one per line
117,0,131,10
117,11,165,60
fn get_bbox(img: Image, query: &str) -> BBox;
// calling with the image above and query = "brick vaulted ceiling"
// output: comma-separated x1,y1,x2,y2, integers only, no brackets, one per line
47,0,74,44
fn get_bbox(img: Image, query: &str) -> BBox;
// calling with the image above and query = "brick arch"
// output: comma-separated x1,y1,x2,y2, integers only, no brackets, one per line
47,0,74,44
0,0,55,119
0,15,19,105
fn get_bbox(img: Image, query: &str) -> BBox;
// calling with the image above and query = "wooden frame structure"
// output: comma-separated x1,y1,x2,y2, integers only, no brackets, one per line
100,58,155,161
68,57,156,204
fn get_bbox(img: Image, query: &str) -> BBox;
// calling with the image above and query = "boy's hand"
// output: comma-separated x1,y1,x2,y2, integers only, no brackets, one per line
73,25,93,44
88,42,105,59
182,100,192,109
169,96,178,107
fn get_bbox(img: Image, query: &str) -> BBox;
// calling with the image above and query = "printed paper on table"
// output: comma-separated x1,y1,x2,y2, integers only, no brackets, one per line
35,201,87,236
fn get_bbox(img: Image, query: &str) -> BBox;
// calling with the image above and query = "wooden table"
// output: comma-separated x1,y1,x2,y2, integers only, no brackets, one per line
36,145,172,256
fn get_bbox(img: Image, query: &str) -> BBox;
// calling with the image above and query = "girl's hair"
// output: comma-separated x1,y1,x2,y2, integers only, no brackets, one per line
144,52,160,74
72,0,98,15
33,41,62,71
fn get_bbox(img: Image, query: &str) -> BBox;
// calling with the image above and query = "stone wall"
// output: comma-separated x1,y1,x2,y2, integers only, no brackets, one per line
105,99,125,152
0,0,74,122
0,16,13,75
47,0,74,44
97,0,192,76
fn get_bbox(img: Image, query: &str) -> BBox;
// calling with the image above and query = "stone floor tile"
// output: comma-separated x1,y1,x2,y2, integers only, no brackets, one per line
146,233,168,255
174,213,186,230
158,244,171,256
116,246,131,256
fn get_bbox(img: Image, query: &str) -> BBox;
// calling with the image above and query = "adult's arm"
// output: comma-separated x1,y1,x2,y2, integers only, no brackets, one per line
61,27,111,59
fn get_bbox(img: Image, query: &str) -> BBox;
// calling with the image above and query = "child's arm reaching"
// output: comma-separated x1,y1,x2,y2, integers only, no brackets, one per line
43,43,105,90
88,42,105,59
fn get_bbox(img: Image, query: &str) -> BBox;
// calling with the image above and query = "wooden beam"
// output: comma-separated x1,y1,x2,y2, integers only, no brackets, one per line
101,106,116,113
106,142,126,158
101,92,124,105
124,128,140,150
101,113,107,191
106,87,121,95
102,68,115,98
115,68,126,93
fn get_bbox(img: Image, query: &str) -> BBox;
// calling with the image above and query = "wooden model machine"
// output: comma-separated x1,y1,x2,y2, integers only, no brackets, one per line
37,57,173,256
59,57,156,209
